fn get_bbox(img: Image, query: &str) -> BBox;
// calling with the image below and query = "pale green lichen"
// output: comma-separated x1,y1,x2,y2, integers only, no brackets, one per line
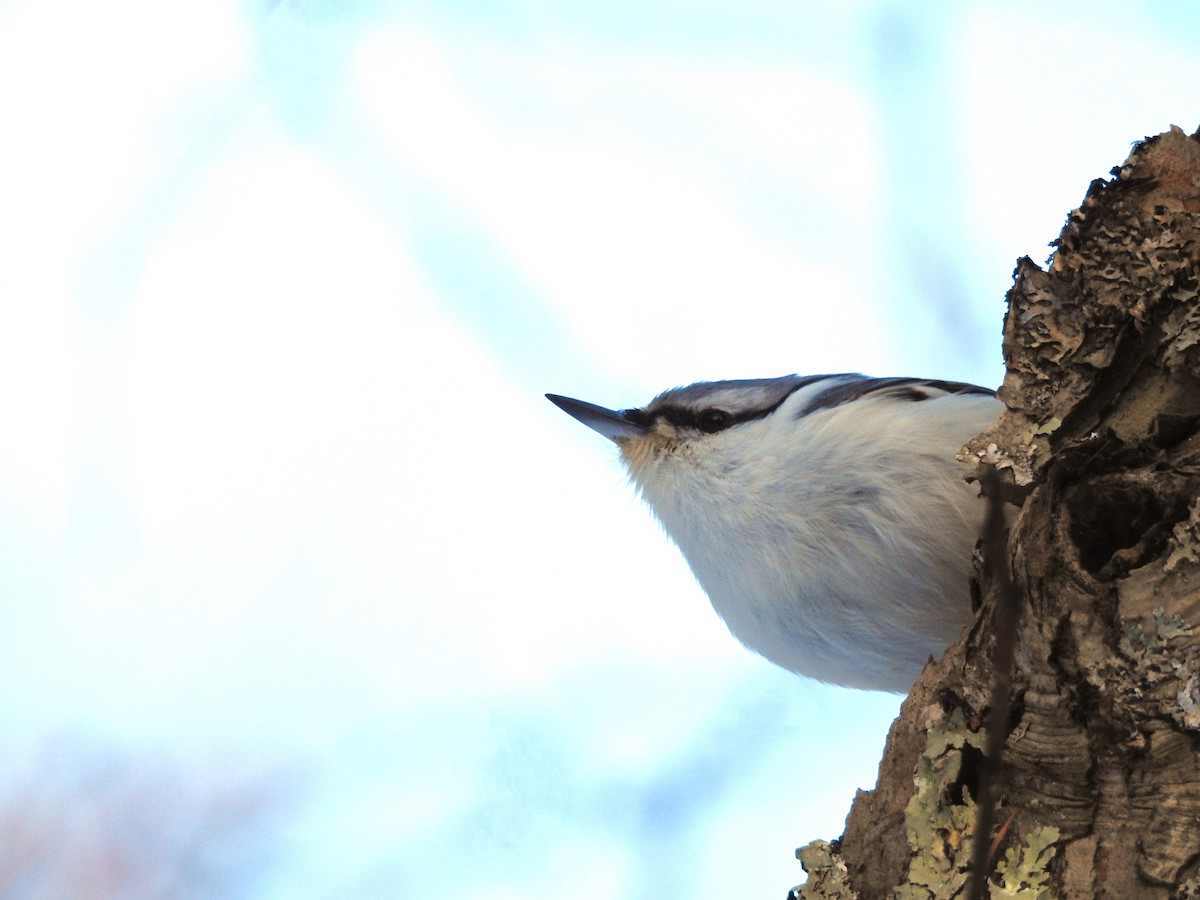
893,709,1060,900
791,840,859,899
990,826,1060,899
792,708,1061,899
1120,608,1200,729
1019,417,1062,443
894,708,983,900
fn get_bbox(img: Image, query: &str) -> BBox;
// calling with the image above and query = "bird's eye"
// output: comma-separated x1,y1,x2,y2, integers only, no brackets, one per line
697,409,731,433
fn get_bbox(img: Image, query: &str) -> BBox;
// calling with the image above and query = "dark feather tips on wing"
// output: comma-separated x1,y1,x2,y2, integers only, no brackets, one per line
796,375,994,418
639,375,818,431
631,373,993,429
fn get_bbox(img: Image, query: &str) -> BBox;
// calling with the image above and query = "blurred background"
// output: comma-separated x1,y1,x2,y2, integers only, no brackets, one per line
1,1,1197,897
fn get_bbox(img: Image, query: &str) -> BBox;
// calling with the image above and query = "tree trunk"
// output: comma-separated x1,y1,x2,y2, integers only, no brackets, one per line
796,126,1200,899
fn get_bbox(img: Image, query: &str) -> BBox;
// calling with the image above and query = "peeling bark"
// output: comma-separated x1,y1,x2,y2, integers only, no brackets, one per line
807,127,1200,899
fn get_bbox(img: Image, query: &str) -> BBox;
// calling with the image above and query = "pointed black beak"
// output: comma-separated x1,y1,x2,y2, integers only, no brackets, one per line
546,394,648,443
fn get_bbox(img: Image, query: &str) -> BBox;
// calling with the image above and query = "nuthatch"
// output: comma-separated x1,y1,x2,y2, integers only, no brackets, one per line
548,374,1000,692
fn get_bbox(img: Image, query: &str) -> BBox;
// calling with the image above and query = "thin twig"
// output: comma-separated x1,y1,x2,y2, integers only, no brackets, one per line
986,809,1019,869
966,466,1022,900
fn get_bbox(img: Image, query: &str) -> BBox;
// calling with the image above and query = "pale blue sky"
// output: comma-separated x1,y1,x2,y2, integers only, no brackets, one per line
0,2,1198,897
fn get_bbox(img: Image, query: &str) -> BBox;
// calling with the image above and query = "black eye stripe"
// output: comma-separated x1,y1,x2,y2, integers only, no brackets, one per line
642,389,799,433
698,409,730,433
653,407,726,430
623,407,653,428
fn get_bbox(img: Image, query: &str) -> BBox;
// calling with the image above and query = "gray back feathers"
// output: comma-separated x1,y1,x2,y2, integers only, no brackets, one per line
639,374,993,428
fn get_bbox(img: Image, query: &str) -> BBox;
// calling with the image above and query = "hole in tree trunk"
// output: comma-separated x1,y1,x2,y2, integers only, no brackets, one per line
1066,479,1170,576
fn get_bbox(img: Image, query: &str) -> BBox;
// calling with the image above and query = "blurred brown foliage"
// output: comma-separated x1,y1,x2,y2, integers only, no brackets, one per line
0,739,289,899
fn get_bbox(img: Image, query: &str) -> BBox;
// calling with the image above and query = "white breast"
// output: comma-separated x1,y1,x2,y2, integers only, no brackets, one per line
627,389,1001,692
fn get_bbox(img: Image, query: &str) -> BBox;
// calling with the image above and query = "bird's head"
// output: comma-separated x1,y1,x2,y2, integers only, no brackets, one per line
546,375,810,483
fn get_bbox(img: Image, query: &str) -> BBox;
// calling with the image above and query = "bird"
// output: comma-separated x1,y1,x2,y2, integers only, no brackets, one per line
546,374,1002,692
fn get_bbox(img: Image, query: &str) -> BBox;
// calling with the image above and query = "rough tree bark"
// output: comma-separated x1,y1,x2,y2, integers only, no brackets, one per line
794,127,1200,899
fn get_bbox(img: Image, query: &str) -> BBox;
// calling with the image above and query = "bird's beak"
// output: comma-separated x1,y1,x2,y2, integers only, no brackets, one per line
546,394,647,443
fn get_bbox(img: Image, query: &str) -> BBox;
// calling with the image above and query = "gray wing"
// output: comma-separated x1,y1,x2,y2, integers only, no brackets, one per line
795,375,994,418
